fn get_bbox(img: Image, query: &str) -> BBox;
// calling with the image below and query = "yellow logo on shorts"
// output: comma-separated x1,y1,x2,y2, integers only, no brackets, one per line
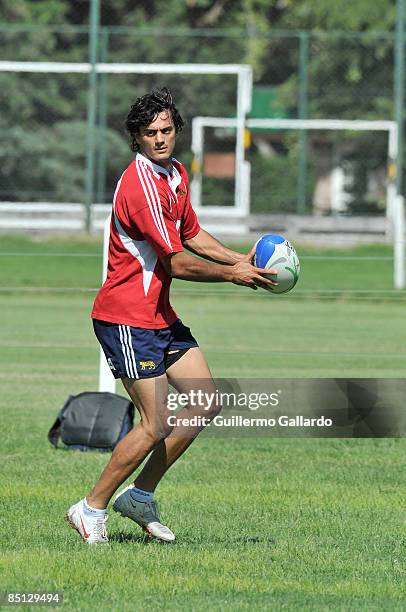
140,360,157,371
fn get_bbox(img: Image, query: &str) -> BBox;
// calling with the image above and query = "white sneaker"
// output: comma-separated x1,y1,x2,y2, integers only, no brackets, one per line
113,485,175,542
66,499,108,544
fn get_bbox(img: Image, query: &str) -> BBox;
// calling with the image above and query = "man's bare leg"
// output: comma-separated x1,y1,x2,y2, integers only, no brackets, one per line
86,374,171,509
133,347,220,492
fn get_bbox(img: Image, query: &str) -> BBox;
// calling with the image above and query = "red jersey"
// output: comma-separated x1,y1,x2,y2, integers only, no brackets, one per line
91,153,200,328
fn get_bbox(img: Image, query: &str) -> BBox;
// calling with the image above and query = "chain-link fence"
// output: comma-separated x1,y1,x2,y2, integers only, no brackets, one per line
0,26,402,216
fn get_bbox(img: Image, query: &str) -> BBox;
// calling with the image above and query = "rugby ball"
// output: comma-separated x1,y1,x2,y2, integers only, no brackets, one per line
254,234,300,294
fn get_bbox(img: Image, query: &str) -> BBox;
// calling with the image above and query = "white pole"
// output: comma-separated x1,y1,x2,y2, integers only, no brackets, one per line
235,68,252,215
387,124,398,225
0,61,252,75
394,195,405,289
98,214,117,392
190,117,204,209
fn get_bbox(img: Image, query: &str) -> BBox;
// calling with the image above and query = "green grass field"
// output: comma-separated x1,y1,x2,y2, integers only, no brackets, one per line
0,234,405,611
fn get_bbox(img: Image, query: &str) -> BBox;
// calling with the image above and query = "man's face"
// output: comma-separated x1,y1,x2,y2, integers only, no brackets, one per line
136,110,176,168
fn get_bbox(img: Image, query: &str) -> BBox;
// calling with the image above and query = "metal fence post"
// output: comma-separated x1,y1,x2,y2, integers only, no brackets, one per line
85,0,100,232
395,0,405,196
96,28,109,205
297,31,309,214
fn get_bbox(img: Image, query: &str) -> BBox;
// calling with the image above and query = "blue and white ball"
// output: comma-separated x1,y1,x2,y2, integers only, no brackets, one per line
254,234,300,294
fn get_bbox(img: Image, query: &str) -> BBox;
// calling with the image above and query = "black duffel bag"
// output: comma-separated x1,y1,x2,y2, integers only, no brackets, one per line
48,392,134,452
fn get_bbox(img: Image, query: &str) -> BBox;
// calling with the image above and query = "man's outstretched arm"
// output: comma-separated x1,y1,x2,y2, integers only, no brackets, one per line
183,228,249,265
160,249,277,291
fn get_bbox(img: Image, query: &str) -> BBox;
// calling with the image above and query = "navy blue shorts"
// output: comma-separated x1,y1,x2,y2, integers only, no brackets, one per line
93,319,199,380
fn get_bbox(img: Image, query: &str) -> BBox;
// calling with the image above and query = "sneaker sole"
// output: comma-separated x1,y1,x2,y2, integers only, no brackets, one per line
113,504,174,543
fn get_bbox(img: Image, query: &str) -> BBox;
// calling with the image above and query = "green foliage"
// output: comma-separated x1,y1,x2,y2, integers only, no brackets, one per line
248,145,316,212
0,121,127,201
0,0,70,24
277,0,396,30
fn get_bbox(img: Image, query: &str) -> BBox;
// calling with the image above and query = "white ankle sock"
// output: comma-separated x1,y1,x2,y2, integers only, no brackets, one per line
83,498,107,516
130,486,154,503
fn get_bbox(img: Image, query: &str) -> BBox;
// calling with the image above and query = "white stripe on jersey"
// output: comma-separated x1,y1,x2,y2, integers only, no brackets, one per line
119,324,134,378
140,159,173,249
137,159,165,236
136,158,167,242
124,325,138,379
143,164,173,248
136,159,172,250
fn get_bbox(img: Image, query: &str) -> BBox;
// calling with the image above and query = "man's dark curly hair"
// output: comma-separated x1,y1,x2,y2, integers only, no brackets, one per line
125,87,184,153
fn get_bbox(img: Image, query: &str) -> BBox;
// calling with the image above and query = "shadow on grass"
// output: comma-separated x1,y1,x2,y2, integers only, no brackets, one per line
182,535,276,547
109,531,169,545
109,531,275,547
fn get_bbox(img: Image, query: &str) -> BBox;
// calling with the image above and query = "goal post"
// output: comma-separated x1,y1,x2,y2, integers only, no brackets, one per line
0,61,252,217
191,116,398,223
191,116,404,291
394,195,405,290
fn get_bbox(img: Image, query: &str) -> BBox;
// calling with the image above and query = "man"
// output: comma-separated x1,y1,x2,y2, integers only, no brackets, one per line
67,87,276,544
